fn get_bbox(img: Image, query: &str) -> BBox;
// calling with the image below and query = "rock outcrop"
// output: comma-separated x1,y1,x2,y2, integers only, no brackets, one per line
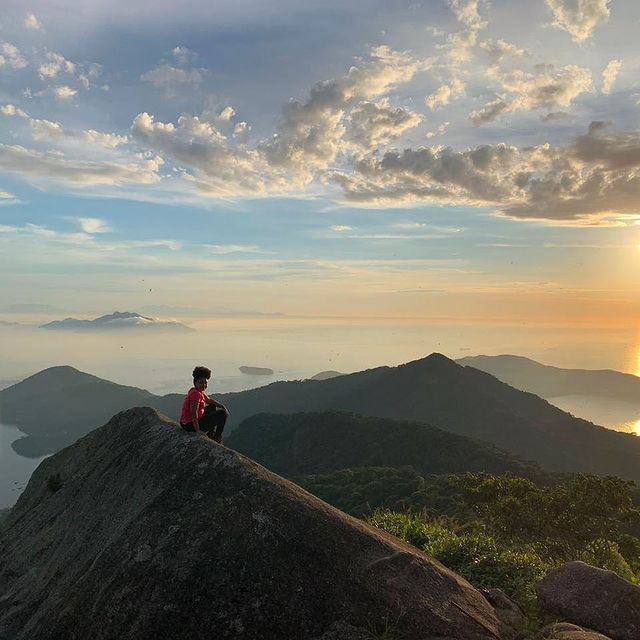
533,623,612,640
536,561,640,640
0,407,505,640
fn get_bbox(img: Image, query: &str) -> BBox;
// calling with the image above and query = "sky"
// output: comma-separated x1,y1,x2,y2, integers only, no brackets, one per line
0,0,639,328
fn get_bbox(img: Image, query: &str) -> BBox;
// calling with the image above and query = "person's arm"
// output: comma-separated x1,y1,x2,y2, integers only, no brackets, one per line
189,400,201,432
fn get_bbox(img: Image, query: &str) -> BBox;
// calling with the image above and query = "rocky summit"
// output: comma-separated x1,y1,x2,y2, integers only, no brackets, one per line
0,407,505,640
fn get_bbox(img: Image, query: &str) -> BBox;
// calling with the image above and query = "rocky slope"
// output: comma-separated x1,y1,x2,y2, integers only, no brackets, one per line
0,407,506,640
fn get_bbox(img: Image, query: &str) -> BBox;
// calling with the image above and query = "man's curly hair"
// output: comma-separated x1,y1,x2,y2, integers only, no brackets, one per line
192,366,212,383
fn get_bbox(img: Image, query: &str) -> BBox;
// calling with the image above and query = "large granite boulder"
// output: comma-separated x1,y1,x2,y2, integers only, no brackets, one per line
536,561,640,640
533,623,611,640
0,407,506,640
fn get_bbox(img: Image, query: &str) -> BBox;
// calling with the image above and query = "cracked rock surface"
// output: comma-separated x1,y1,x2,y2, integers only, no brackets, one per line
1,407,505,640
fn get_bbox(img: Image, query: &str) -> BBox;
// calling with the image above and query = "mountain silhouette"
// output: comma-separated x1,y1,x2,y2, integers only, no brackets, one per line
456,354,640,403
5,354,640,483
40,311,193,332
0,407,503,640
227,411,547,480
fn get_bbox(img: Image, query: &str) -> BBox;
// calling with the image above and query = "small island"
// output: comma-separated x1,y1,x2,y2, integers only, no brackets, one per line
239,366,274,376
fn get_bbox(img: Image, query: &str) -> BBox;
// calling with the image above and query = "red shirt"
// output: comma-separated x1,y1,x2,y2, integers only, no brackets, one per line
180,387,207,424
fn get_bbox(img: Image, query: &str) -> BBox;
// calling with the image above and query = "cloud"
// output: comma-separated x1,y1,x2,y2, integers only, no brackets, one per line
172,46,197,65
258,45,428,178
425,78,465,109
77,217,112,233
80,130,129,148
470,63,592,123
0,190,18,205
479,39,526,63
601,59,621,95
217,106,235,122
24,13,45,32
1,104,28,118
0,144,162,187
541,111,569,122
330,121,640,226
348,98,422,150
1,42,28,69
331,225,353,232
28,117,128,148
469,97,508,124
448,0,486,31
141,63,206,92
30,118,65,140
54,85,77,100
545,0,610,43
38,52,76,79
425,122,450,139
132,46,429,197
206,244,263,254
233,121,251,142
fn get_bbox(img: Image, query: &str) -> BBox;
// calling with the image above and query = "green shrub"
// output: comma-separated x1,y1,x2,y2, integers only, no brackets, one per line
580,538,637,583
368,509,549,618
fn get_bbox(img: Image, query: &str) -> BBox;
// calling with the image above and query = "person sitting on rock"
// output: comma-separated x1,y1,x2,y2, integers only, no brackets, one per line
179,366,229,444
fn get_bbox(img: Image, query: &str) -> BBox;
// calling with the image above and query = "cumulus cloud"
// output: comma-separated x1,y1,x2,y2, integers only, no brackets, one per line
172,46,197,65
132,112,271,195
77,217,112,233
348,98,422,150
217,106,235,122
80,130,128,148
54,85,77,100
1,104,28,118
545,0,610,43
470,63,592,123
24,13,45,32
131,46,429,197
479,39,526,63
38,52,76,79
425,122,450,138
448,0,486,31
28,117,128,148
1,42,28,69
329,121,640,225
141,63,206,92
425,78,465,109
30,118,65,140
233,121,251,142
601,59,621,95
259,46,428,177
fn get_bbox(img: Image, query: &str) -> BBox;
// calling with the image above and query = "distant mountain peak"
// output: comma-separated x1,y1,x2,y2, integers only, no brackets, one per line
40,311,193,332
399,352,460,371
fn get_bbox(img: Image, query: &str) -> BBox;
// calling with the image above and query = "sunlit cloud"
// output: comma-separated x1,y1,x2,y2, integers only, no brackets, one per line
24,13,45,32
545,0,611,43
601,59,622,95
77,217,112,234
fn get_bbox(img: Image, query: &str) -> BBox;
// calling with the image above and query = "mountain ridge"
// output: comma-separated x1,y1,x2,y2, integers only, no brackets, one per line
5,353,640,484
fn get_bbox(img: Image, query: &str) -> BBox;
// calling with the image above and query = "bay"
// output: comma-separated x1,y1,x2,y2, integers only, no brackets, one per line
0,423,48,509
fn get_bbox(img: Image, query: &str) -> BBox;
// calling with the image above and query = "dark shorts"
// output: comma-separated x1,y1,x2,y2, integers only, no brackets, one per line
181,405,227,437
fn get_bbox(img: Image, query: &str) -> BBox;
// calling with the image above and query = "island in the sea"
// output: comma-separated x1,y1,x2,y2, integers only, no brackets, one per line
239,365,274,376
40,311,193,332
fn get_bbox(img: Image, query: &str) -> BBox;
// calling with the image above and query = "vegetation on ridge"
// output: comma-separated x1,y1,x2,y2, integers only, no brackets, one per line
297,470,640,622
